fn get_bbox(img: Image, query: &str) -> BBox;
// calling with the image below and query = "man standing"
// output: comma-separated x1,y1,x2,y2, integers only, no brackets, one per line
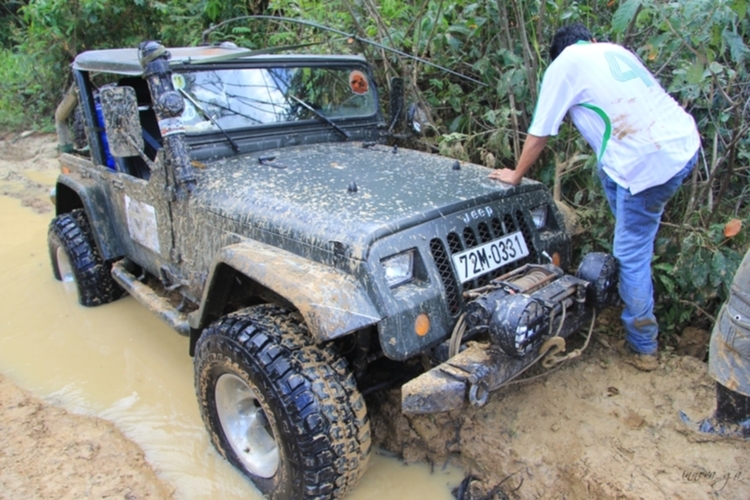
489,23,700,370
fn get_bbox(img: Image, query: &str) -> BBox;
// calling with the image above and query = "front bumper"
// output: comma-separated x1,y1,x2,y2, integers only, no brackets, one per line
402,252,618,414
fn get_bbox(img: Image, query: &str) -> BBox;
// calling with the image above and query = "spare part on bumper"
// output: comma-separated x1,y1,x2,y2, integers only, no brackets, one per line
402,252,618,414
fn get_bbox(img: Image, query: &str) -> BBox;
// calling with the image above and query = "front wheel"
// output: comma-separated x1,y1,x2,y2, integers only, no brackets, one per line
194,305,371,499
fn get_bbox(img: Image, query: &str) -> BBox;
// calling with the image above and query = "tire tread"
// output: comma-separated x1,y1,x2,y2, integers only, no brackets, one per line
48,209,124,306
195,304,370,499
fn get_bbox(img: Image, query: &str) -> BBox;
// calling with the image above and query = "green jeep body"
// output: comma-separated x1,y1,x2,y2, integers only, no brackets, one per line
48,41,609,499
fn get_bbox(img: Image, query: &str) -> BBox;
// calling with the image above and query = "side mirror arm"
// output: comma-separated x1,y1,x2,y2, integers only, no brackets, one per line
388,77,404,134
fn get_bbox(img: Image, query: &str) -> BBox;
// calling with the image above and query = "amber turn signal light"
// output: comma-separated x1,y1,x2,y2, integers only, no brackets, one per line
415,313,430,337
552,252,561,267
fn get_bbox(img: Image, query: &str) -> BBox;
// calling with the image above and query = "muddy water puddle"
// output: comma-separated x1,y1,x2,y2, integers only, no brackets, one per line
0,195,462,499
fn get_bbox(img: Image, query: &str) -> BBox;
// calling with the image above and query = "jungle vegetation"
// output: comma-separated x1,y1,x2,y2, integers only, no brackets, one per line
1,0,748,347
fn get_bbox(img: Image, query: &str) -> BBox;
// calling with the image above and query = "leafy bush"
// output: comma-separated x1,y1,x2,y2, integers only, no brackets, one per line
0,48,33,128
654,217,747,335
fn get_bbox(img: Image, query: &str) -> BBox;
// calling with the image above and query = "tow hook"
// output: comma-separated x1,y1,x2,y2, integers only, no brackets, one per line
468,366,490,406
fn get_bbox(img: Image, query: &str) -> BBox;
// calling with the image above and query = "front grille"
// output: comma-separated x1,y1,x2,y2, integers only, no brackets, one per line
516,209,538,262
463,227,477,248
477,222,491,243
447,232,462,254
429,238,461,315
429,210,538,316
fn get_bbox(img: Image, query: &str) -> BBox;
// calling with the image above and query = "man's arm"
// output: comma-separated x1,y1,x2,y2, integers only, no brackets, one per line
487,134,548,185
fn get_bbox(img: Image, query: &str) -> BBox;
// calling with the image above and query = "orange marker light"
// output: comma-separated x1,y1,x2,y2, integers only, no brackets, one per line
348,70,369,95
415,313,430,337
552,252,561,267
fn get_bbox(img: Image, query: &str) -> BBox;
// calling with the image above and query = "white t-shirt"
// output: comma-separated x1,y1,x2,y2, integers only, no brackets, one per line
528,42,700,194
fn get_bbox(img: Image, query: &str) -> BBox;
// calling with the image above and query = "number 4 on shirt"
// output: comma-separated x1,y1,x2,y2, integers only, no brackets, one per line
604,51,654,88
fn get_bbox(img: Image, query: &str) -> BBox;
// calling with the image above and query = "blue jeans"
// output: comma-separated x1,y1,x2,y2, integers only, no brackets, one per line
598,152,698,354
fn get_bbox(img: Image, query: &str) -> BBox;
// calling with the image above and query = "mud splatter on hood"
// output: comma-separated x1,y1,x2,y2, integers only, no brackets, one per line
191,142,542,259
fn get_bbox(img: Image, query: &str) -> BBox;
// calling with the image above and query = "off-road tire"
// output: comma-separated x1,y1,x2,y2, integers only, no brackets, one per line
195,304,371,499
48,209,124,306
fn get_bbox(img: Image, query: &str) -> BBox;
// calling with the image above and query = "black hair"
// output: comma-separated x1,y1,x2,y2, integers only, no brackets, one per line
549,23,593,62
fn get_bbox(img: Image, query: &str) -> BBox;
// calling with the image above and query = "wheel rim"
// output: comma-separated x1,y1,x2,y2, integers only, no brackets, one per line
56,247,75,283
215,373,279,478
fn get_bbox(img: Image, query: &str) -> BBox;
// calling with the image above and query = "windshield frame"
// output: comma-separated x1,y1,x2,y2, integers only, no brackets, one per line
170,58,383,139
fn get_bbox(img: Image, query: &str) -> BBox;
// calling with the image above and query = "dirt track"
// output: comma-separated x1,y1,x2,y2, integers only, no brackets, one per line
369,336,749,499
0,374,174,500
1,132,748,499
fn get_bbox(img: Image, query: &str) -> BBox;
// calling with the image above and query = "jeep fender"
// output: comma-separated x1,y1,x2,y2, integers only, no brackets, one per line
55,171,123,261
189,240,381,343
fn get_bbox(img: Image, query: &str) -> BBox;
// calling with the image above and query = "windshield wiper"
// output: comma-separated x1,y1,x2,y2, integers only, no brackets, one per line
287,94,350,140
178,88,240,152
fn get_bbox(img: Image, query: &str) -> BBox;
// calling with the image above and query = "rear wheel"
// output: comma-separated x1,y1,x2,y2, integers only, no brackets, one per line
194,304,371,499
47,209,124,306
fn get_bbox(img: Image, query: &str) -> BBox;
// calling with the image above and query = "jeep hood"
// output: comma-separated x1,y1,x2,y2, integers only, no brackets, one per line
193,142,543,259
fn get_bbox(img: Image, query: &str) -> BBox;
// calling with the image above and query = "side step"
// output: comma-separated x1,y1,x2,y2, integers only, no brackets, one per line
111,259,190,336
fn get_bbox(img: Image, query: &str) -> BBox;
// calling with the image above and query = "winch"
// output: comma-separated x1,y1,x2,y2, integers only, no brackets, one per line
402,252,618,414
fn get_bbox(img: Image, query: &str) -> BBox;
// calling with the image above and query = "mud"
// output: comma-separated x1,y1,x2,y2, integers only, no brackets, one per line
0,373,174,499
1,132,748,499
369,336,750,499
0,131,59,214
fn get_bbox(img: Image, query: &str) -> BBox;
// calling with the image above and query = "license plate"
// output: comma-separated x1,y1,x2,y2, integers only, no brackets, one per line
452,231,530,283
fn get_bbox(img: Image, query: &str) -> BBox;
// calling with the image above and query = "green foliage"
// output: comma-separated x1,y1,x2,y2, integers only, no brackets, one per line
0,0,168,129
0,1,24,48
653,217,748,336
611,0,641,35
0,47,32,128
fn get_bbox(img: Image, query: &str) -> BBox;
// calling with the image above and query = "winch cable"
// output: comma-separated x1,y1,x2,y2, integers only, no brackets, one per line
548,300,568,340
542,308,597,369
450,307,597,398
499,310,598,389
448,313,467,359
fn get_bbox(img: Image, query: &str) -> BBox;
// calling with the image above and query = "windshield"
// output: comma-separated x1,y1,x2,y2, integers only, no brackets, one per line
171,66,377,134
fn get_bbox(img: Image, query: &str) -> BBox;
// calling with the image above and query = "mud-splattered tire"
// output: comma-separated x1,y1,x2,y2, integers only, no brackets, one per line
47,209,124,306
194,304,371,499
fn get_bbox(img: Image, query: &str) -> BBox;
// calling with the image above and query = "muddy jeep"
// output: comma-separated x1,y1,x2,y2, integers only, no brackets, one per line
48,41,617,498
